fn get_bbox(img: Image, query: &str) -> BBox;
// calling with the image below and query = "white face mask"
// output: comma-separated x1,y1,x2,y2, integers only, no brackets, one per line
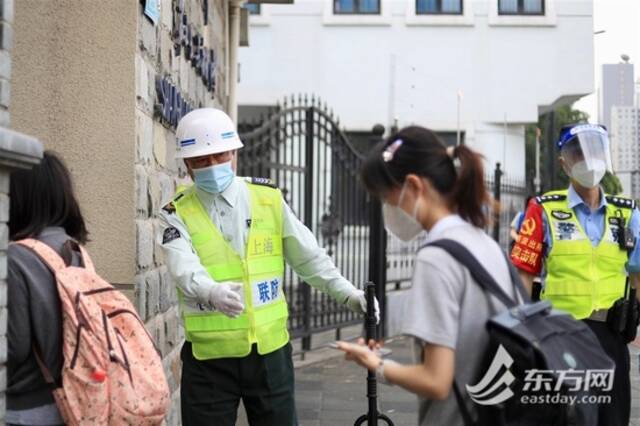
570,159,606,189
382,184,423,242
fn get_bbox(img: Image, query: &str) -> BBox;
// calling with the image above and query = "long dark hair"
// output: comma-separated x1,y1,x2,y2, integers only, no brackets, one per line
361,126,489,228
9,150,89,243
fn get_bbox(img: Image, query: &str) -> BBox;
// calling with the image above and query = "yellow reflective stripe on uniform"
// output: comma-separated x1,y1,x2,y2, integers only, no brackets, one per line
173,182,288,359
254,301,288,320
541,189,630,319
247,256,284,275
206,264,244,282
184,312,251,331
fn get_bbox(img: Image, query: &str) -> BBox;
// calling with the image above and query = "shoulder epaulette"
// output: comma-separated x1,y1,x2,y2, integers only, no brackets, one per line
245,177,278,189
535,194,567,204
162,202,176,214
606,195,636,209
162,193,185,214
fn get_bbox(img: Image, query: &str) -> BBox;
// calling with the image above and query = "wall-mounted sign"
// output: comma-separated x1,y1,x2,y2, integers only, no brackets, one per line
155,76,195,128
173,0,216,95
144,0,160,25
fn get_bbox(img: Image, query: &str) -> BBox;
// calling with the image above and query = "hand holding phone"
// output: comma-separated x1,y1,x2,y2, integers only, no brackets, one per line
328,341,391,357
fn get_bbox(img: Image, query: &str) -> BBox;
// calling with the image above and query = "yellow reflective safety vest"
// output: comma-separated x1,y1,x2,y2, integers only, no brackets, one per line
540,189,633,320
172,180,288,360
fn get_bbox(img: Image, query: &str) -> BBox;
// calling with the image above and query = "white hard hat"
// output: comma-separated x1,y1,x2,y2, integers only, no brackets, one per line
175,108,244,159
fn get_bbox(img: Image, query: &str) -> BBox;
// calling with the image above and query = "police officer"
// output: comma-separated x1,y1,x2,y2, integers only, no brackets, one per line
511,123,640,426
159,108,379,426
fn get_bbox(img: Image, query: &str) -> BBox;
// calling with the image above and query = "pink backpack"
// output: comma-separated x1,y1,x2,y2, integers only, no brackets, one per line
16,239,170,426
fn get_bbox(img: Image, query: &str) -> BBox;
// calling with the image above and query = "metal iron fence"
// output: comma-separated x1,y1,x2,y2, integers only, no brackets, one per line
238,95,374,349
238,95,528,349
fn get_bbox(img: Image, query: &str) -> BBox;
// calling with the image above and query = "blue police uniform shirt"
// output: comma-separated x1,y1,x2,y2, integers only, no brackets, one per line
539,185,640,277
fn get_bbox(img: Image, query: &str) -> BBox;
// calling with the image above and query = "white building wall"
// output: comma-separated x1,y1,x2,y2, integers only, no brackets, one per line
600,63,635,131
238,0,594,180
611,105,640,199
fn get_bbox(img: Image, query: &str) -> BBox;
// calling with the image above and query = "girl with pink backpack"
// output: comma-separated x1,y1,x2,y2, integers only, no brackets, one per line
7,151,169,426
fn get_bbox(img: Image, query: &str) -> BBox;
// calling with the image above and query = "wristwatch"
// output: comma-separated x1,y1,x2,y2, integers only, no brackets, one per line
375,359,396,386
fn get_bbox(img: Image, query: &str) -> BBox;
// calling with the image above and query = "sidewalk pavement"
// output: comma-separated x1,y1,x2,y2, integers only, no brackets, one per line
235,332,640,425
236,334,416,426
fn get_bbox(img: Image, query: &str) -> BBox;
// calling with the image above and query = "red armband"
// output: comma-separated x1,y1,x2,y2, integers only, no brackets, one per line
510,199,544,275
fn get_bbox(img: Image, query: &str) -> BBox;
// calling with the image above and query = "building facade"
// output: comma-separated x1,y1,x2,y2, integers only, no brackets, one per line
600,62,634,131
611,105,640,199
237,0,595,180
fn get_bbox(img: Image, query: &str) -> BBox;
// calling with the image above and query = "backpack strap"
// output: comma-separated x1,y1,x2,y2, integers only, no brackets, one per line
453,382,476,426
421,239,519,308
421,239,523,426
15,238,94,273
14,239,67,273
71,241,95,273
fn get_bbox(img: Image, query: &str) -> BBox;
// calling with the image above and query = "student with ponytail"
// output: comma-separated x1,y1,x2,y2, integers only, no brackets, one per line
337,126,519,426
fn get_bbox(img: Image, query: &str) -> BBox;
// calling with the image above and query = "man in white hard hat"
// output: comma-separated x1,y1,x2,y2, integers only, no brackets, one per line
158,108,378,426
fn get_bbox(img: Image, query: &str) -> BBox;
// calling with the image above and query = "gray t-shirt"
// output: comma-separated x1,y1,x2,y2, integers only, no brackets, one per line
401,215,517,426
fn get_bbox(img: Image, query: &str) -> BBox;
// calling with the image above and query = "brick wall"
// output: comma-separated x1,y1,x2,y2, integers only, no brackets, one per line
0,0,11,128
135,1,228,423
0,0,42,415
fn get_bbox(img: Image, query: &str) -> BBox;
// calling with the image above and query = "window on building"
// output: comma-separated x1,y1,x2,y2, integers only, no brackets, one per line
244,3,261,15
416,0,462,14
498,0,544,15
334,0,380,14
435,131,465,147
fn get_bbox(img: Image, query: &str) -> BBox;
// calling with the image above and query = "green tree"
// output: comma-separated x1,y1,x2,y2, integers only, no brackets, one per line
601,171,623,195
525,104,624,195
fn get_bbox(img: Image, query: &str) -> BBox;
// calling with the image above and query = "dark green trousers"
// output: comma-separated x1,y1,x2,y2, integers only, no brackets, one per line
181,341,298,426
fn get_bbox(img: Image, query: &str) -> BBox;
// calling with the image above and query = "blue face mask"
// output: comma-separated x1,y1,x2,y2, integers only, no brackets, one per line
193,161,235,194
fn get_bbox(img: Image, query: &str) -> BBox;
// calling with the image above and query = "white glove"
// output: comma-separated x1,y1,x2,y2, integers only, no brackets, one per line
346,289,380,324
208,282,244,318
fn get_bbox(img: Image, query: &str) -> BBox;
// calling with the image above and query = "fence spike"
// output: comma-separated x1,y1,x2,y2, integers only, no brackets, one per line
283,96,288,109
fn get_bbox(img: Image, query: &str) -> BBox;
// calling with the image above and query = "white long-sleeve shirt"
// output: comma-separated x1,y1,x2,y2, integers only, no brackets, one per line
158,176,358,311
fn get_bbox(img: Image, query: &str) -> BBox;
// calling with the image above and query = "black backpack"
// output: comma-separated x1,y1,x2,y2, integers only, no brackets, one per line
423,239,614,426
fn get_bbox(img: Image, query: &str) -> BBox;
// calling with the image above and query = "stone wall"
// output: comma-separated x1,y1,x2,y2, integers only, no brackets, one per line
135,1,229,423
0,1,44,423
0,2,12,417
0,0,9,129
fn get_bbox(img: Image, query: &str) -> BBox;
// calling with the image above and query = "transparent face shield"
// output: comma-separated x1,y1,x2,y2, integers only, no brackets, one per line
560,128,613,173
